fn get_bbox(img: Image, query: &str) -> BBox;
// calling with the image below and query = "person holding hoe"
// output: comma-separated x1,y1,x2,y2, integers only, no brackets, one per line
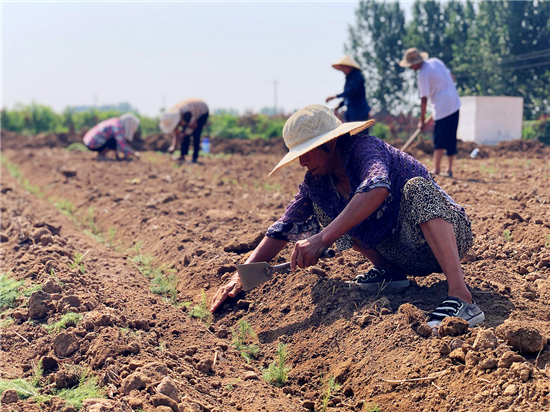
326,55,370,123
83,113,141,160
211,104,484,328
159,98,209,163
399,47,461,178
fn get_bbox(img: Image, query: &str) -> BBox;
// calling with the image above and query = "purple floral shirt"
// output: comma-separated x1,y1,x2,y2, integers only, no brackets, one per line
266,132,466,250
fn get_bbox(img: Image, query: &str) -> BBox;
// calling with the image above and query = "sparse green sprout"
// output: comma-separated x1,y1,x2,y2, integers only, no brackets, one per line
232,319,260,363
1,155,22,178
53,198,76,217
502,229,511,242
108,227,117,247
0,378,40,399
363,402,381,412
46,312,82,334
150,266,178,304
545,234,550,249
0,274,24,310
22,179,42,196
262,343,291,387
65,143,88,152
68,253,86,274
1,317,15,328
131,242,155,276
32,360,44,388
189,290,213,325
50,268,64,287
21,284,42,297
320,376,341,412
263,183,281,192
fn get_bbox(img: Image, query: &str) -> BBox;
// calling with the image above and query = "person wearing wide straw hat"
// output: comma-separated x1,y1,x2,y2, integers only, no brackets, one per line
83,113,141,160
210,104,484,328
326,55,371,123
159,98,209,163
399,47,461,178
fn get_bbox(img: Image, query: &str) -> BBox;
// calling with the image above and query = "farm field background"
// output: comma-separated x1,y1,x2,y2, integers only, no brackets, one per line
1,131,550,412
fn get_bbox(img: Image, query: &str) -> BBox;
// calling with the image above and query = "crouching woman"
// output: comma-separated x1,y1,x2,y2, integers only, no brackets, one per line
210,105,484,327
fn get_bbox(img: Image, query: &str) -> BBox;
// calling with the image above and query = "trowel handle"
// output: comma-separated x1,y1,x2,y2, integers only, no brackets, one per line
269,263,291,274
322,249,336,258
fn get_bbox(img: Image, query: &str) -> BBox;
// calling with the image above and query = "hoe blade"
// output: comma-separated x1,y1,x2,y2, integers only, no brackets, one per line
237,262,271,291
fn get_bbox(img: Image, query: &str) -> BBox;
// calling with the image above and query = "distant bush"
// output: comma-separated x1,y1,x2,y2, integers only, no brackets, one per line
207,113,286,140
370,123,390,140
522,115,550,145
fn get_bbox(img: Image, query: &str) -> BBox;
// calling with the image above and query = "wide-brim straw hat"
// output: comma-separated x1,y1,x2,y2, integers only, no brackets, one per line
269,104,374,176
399,47,429,68
159,108,181,134
332,55,362,71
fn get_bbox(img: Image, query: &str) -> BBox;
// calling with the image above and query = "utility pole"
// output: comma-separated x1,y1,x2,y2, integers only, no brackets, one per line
274,80,278,115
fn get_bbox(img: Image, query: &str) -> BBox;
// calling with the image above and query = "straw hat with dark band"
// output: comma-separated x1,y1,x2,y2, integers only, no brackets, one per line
399,47,429,68
332,55,362,70
269,105,374,176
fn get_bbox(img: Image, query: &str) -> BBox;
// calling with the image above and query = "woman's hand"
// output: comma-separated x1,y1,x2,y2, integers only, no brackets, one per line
291,233,327,271
326,96,336,103
210,272,242,313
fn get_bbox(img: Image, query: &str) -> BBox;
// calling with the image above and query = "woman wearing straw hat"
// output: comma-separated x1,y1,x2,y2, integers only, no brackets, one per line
399,47,461,178
326,55,371,122
159,98,209,163
83,113,141,160
211,104,484,328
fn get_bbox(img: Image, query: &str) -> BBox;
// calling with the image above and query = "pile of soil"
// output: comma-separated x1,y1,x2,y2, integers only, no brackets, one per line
1,139,549,411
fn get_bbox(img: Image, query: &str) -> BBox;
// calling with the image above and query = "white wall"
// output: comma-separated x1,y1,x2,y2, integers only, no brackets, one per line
457,96,523,145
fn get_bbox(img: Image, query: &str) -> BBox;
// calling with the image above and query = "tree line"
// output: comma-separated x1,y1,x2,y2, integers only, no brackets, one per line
348,0,550,119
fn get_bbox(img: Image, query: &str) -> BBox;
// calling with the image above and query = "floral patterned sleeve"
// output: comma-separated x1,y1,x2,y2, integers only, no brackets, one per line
351,138,392,195
265,182,321,242
112,121,133,157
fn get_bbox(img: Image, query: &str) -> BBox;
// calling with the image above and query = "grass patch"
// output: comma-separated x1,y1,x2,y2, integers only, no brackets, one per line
52,197,76,217
320,376,341,412
65,143,88,152
21,284,42,297
232,319,260,363
54,371,104,410
150,266,178,304
363,402,381,412
262,343,291,387
502,229,511,242
545,234,550,248
0,154,22,179
21,179,42,196
188,290,213,325
1,274,24,310
1,317,15,328
46,312,83,334
130,242,155,277
263,182,281,192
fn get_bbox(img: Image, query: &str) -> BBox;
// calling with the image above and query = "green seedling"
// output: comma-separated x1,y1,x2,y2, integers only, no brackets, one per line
232,319,260,363
189,290,213,325
21,284,42,297
545,234,550,249
1,317,15,328
262,343,291,387
150,266,178,304
502,230,511,242
68,253,86,274
22,179,42,196
364,402,382,412
320,376,341,412
130,242,155,276
50,268,64,287
46,312,82,334
65,143,88,152
1,274,24,310
263,183,281,192
53,198,76,217
108,227,117,248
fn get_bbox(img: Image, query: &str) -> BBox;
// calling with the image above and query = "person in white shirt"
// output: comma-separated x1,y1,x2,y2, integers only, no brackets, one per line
400,48,461,177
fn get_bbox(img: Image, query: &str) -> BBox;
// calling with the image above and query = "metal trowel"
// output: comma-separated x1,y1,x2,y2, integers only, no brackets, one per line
237,249,336,291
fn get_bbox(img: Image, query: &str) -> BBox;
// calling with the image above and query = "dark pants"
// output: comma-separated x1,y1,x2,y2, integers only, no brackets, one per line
433,110,460,156
181,112,209,161
88,137,117,152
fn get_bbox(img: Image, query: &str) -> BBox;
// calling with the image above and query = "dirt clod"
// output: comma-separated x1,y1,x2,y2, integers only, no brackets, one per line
157,376,179,402
53,332,80,357
1,389,18,404
28,290,51,319
497,351,526,369
438,317,469,337
151,393,179,412
495,321,547,352
473,329,498,350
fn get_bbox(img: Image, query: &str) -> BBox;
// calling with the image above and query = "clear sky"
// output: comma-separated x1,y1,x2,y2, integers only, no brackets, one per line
2,1,412,117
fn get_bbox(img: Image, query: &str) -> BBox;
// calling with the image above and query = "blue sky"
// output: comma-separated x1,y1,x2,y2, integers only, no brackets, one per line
2,1,413,117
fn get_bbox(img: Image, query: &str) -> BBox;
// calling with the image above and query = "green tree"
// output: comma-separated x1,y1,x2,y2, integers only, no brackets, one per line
346,0,407,114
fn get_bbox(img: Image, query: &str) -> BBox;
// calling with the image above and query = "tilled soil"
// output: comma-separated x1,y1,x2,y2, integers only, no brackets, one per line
1,133,550,412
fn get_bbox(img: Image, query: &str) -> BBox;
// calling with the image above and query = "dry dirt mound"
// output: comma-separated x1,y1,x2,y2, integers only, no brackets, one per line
1,145,550,411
